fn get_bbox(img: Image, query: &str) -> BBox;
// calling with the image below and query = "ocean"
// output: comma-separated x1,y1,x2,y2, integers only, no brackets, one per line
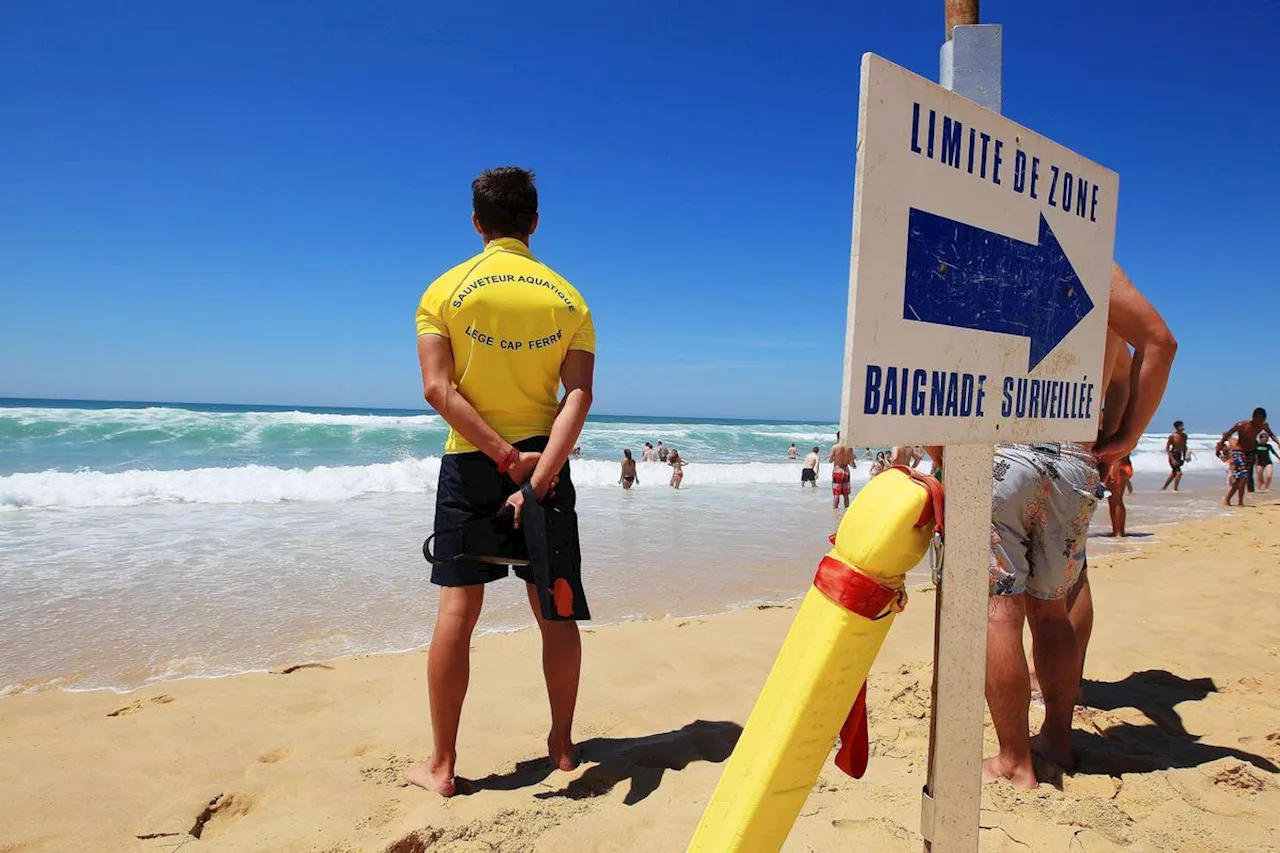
0,399,1234,695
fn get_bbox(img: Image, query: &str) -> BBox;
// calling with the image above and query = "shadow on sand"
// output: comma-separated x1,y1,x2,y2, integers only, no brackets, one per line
1072,670,1277,776
459,719,742,805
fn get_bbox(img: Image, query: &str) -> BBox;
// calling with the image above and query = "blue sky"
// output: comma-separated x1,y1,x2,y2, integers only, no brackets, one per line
1,0,1273,429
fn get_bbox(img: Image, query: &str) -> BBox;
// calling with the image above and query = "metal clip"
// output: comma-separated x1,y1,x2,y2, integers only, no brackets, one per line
929,531,944,585
920,785,936,842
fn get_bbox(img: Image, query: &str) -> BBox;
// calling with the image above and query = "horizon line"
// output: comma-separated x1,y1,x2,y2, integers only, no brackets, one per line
0,395,839,426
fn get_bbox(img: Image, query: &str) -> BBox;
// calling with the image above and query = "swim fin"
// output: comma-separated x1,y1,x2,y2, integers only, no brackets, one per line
422,512,530,567
520,481,590,621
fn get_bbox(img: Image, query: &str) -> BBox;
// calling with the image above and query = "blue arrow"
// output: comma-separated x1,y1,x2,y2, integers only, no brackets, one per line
902,207,1093,371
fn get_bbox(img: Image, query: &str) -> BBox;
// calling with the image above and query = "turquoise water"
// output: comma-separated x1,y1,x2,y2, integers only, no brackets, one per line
0,399,1231,694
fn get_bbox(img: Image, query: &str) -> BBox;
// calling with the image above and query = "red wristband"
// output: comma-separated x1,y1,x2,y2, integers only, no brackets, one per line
497,447,520,475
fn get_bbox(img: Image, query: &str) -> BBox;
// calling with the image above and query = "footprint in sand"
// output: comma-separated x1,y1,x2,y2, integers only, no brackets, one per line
360,754,413,787
258,748,290,764
108,694,175,717
831,817,913,850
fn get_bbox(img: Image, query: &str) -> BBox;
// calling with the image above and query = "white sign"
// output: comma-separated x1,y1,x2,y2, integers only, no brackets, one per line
840,54,1118,446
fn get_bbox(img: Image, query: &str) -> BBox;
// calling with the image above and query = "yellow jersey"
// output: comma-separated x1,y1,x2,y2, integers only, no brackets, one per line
416,237,595,454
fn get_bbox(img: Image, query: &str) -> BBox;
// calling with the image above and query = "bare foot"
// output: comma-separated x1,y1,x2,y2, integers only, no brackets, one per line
405,756,457,797
982,754,1037,789
548,736,579,772
1030,732,1076,773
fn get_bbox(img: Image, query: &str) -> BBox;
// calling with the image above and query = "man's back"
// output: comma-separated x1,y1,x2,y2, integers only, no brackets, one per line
417,238,594,453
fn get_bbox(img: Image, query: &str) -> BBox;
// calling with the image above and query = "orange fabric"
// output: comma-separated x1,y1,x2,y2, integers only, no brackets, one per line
552,578,575,618
887,465,945,535
1105,461,1134,490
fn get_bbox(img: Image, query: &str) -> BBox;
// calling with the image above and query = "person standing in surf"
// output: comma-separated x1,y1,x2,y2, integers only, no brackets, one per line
801,446,820,486
1162,420,1188,491
668,449,688,488
830,444,853,509
1220,408,1277,504
1256,431,1277,491
619,449,638,490
409,167,595,796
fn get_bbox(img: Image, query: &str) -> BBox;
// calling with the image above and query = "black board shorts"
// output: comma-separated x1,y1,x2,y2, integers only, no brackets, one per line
801,468,817,482
430,436,578,588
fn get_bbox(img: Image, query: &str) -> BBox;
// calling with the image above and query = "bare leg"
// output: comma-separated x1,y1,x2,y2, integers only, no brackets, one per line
1106,492,1126,537
407,584,486,796
1026,596,1081,771
1065,569,1093,703
525,584,581,771
983,594,1037,789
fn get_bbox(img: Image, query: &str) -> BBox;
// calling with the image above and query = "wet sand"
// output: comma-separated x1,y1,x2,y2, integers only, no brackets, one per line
0,503,1278,852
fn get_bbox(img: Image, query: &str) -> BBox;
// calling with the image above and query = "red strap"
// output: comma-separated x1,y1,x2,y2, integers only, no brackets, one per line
834,682,870,778
813,556,898,619
886,465,945,536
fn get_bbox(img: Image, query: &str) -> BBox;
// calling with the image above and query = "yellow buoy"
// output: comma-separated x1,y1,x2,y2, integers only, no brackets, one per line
688,467,942,853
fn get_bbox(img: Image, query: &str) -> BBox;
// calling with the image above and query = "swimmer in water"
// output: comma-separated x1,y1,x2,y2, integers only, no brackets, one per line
668,449,687,488
619,449,638,490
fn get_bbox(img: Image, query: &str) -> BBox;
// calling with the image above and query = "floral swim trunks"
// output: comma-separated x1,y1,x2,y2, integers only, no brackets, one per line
1230,450,1249,481
990,443,1101,601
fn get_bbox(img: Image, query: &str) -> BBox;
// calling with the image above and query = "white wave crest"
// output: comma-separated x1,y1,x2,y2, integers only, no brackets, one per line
0,458,848,509
1128,433,1226,474
0,406,441,428
0,459,443,509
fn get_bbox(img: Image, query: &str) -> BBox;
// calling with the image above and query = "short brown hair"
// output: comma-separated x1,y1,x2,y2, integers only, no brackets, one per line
472,167,538,237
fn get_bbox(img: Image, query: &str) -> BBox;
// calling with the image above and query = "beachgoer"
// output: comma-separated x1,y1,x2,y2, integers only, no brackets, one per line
830,444,853,509
571,446,582,460
1221,408,1276,502
1218,437,1249,505
409,167,594,796
642,442,657,463
929,262,1177,789
668,449,687,488
869,451,887,477
788,443,798,460
1256,432,1276,491
888,445,910,467
1162,420,1188,491
1104,454,1134,537
801,446,820,487
619,449,638,490
657,441,668,463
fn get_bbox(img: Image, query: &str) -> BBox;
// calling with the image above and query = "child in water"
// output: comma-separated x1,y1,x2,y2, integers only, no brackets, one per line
668,449,688,489
619,449,638,490
830,443,853,509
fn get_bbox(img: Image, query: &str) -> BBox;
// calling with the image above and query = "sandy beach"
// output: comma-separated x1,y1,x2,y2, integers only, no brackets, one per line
2,503,1278,853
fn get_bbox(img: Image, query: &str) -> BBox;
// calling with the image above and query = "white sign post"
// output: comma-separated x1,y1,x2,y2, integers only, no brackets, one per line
838,43,1118,853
